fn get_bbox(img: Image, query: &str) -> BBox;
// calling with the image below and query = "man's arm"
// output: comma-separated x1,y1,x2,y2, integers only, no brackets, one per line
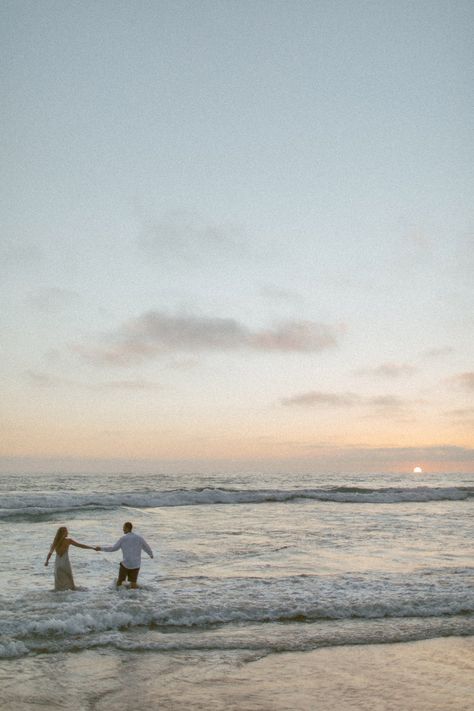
100,537,123,553
141,538,154,558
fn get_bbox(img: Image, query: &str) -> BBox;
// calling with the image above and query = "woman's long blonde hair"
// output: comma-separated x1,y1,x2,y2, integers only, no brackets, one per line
51,526,68,552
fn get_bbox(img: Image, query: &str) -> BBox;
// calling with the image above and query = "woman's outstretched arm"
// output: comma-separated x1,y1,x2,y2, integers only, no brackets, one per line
68,539,98,550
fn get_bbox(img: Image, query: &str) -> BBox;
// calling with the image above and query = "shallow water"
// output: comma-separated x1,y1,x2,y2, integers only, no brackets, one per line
0,470,473,707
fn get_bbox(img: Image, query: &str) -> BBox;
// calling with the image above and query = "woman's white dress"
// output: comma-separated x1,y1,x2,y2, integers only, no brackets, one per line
54,550,75,591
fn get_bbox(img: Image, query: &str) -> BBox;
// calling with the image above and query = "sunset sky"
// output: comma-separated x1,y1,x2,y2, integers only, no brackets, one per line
1,1,473,475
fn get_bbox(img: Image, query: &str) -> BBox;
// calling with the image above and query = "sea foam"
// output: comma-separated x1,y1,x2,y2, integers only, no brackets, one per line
1,568,473,658
1,485,472,519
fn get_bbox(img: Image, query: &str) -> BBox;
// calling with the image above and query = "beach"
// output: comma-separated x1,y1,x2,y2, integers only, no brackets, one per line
1,637,473,710
0,470,472,709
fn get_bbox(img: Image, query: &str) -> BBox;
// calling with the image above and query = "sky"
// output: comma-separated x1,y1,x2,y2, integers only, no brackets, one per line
1,0,473,475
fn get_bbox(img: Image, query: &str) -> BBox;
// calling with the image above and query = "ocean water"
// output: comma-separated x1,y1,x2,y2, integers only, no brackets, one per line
0,470,473,708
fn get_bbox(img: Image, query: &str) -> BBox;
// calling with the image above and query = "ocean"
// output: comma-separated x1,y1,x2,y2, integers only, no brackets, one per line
0,470,473,710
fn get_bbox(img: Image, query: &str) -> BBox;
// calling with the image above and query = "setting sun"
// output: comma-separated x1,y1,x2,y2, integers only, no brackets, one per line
413,467,423,474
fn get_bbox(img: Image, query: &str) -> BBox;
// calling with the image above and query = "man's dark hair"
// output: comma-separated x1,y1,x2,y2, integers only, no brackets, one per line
123,521,133,531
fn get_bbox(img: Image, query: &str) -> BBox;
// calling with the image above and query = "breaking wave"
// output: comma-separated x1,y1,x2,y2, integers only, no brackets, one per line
1,485,473,520
1,569,473,658
0,568,474,658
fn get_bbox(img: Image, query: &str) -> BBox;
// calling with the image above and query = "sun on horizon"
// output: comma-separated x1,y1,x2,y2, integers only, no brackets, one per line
413,467,423,474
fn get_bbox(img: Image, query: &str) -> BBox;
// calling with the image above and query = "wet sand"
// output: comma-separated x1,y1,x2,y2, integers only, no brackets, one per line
1,636,473,710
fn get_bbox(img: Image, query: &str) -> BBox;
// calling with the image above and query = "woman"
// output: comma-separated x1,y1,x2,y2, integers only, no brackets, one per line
44,526,98,591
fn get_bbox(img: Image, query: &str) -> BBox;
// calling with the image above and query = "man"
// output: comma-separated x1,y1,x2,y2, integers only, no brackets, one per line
98,521,153,589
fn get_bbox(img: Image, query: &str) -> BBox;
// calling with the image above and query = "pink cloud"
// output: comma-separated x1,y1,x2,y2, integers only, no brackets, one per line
75,311,342,366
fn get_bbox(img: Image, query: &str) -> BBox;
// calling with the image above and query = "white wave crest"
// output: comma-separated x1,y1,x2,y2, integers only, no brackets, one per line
1,569,473,659
1,485,472,519
2,612,474,659
0,638,29,658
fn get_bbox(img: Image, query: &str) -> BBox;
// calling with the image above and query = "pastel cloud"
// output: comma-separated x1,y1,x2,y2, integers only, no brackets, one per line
422,347,454,359
297,444,474,464
24,370,161,391
249,321,339,351
98,379,162,391
76,311,342,366
449,371,474,391
368,395,408,409
444,407,474,423
282,390,410,415
260,285,306,305
24,370,63,388
355,362,417,378
3,444,471,477
282,391,361,407
139,210,247,262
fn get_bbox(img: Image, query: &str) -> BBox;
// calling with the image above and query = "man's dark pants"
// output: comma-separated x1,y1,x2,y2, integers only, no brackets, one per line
117,563,140,585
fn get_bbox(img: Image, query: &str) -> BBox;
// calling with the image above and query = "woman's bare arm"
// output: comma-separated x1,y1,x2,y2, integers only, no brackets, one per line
44,545,54,566
68,539,96,550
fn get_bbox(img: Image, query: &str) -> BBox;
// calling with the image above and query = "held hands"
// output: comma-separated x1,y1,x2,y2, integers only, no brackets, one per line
95,546,101,551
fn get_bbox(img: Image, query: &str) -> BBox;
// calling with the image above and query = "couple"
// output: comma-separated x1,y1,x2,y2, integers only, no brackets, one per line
44,521,154,591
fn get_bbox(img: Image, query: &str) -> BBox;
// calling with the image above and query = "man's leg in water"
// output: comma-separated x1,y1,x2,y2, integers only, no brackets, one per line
129,567,140,589
116,563,127,587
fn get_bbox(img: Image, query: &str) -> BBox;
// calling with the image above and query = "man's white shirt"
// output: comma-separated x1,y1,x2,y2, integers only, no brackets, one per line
102,532,153,569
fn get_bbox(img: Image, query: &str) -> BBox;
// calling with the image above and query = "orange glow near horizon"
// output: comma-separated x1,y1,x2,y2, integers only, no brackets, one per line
1,413,472,474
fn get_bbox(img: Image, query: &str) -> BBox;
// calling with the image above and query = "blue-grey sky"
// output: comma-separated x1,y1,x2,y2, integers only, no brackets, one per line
1,0,473,474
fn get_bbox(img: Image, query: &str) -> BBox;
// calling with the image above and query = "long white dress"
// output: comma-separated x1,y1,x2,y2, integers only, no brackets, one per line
54,550,75,591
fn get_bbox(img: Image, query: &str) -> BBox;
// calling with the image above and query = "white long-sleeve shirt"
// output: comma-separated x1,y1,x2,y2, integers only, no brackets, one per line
101,531,153,569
